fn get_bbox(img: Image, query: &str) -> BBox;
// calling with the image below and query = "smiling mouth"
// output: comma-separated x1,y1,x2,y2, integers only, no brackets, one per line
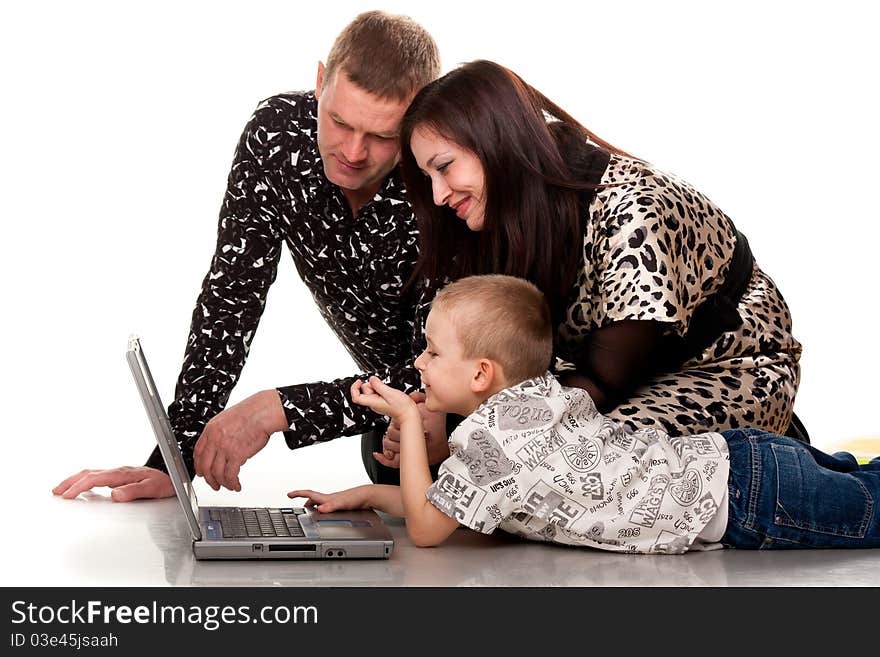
451,197,471,218
335,155,365,171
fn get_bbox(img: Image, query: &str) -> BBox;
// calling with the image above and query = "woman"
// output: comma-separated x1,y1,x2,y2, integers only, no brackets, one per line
399,60,802,437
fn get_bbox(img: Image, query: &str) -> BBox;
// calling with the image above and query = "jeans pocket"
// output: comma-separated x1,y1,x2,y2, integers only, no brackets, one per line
771,443,872,538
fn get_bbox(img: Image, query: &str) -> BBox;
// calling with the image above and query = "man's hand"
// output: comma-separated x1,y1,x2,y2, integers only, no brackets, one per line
194,389,288,492
52,466,174,502
374,391,449,469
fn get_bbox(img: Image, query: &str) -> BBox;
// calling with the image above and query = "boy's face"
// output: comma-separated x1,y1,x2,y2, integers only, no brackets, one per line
413,308,481,416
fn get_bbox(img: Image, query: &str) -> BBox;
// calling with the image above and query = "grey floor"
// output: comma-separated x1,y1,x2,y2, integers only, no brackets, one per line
16,494,880,587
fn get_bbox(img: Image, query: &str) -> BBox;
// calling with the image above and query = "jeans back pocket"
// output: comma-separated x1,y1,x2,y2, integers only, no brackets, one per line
771,443,872,538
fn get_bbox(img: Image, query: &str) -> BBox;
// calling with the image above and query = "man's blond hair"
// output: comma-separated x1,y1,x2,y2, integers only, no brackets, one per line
432,275,553,386
324,11,440,101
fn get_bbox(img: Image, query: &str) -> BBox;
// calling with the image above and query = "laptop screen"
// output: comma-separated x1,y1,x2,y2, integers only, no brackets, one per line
126,336,202,539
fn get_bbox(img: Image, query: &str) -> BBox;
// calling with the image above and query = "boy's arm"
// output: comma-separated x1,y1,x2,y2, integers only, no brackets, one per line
350,376,460,546
288,484,406,517
397,410,460,547
365,485,407,517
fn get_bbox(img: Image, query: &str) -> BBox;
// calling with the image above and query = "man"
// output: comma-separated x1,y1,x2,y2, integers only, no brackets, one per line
53,11,447,502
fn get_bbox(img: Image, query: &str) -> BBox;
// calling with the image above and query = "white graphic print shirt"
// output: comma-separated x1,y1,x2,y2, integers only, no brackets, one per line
426,373,730,554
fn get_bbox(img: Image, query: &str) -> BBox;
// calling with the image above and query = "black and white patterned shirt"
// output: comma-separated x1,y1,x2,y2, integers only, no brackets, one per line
426,372,730,554
145,92,426,477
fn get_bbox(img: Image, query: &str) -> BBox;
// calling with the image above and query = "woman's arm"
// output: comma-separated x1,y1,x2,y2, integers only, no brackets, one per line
560,319,666,412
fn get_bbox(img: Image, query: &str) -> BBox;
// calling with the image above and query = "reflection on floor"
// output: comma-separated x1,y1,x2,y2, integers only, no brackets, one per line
28,497,880,588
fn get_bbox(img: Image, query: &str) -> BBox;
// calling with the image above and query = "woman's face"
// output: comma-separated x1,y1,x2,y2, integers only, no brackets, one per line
410,126,486,231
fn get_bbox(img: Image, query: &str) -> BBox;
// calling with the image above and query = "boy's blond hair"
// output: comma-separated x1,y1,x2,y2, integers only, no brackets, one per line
432,275,553,386
324,11,441,101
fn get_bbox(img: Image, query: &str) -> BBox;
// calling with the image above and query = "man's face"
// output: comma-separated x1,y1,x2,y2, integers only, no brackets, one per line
315,64,411,194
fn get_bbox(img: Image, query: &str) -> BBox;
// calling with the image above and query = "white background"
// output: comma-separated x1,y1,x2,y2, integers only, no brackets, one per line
2,0,879,567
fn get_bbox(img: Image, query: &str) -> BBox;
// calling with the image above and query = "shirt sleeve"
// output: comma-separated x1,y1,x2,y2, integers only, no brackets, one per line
277,365,421,448
145,102,286,477
560,319,667,410
277,286,431,449
595,169,736,337
425,421,521,535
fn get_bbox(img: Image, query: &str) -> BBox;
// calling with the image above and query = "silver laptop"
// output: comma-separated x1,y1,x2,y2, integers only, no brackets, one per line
126,336,394,560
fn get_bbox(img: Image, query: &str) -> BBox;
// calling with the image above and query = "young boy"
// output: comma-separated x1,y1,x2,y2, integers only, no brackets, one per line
289,275,880,553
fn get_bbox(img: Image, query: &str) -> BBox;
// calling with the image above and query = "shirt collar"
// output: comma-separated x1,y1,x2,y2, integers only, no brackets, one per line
472,371,560,416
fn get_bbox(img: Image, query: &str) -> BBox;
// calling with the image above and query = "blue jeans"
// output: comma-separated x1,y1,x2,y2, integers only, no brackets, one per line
721,428,880,549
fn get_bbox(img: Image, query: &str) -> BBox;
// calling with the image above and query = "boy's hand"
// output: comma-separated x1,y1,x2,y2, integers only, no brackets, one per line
376,392,449,469
287,487,370,513
351,376,419,424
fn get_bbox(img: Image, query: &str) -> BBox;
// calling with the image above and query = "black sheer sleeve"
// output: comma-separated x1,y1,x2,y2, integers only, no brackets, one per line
557,319,666,412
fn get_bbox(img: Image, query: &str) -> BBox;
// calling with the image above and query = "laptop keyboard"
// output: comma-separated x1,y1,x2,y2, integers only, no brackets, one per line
211,508,306,538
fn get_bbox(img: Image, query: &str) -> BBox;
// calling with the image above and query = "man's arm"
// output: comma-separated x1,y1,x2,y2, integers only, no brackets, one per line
54,99,289,502
274,364,422,450
275,284,431,453
147,100,287,479
192,389,288,491
189,196,429,492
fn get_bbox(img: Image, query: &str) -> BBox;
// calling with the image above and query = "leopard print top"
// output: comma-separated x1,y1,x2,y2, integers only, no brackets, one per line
555,154,802,435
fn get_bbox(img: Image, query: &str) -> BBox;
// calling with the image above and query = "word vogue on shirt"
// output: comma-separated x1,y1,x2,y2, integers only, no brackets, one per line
426,374,731,553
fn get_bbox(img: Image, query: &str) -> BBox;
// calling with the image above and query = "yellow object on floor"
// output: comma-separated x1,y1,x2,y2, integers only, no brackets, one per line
826,436,880,465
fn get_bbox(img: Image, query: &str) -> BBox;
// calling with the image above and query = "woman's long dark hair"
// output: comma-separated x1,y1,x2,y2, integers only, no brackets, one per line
400,59,633,322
